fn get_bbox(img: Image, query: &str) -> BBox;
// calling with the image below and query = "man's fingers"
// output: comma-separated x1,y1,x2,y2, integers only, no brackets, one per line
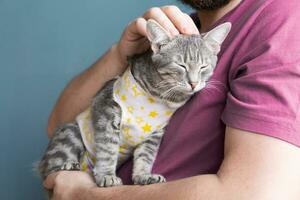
161,6,199,35
43,172,58,189
143,6,199,35
182,13,200,34
115,5,200,63
125,17,147,40
143,7,179,36
135,17,147,37
127,5,199,40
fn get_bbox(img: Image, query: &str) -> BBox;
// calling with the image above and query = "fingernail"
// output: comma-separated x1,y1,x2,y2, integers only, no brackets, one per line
182,27,192,34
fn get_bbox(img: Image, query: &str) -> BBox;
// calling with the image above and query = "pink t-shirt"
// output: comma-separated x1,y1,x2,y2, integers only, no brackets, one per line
118,0,300,184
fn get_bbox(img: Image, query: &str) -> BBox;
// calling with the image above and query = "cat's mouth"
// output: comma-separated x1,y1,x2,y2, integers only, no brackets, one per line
192,82,206,93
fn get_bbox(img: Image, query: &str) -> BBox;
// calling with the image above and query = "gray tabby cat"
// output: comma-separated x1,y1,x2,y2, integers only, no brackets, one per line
38,19,231,187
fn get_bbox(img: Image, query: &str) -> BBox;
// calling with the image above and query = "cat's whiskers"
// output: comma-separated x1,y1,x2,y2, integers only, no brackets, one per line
160,85,181,100
162,85,189,102
156,80,172,88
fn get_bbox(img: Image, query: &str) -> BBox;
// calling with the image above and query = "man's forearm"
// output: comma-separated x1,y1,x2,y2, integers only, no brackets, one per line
85,175,224,200
47,44,126,136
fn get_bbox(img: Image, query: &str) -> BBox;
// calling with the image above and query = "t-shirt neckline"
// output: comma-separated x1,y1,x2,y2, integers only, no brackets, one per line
192,0,246,32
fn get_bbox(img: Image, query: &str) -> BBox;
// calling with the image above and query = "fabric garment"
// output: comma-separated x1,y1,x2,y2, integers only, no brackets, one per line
113,67,176,148
115,0,300,184
76,68,177,173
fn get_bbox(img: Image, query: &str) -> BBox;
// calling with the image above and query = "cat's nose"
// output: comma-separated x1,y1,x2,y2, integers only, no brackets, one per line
189,82,198,89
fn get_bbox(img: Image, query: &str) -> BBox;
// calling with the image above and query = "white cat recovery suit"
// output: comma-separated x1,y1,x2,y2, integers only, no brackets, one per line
76,68,177,173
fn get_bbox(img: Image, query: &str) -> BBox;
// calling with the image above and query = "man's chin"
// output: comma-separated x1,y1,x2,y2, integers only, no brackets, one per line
179,0,230,11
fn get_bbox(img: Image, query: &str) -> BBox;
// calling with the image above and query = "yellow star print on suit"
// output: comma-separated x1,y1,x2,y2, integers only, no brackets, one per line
113,68,176,147
76,67,177,173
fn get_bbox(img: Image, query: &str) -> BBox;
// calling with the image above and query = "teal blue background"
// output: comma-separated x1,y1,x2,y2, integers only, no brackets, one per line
0,0,192,199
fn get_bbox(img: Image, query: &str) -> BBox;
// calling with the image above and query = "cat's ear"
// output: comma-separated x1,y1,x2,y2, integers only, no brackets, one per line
146,19,171,53
203,22,231,54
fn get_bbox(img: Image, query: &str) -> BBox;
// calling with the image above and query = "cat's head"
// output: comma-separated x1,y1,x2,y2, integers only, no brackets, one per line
145,19,231,106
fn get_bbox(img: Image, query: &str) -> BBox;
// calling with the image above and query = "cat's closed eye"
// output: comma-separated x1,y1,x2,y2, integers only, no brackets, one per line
200,65,208,70
177,63,187,70
179,64,186,68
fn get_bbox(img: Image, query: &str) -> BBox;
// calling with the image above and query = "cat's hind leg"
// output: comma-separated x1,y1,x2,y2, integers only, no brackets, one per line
38,123,85,179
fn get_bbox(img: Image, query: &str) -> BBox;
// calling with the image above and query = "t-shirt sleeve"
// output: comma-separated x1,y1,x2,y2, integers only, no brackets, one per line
221,0,300,147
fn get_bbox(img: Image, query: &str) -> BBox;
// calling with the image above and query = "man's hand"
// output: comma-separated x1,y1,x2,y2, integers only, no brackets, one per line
115,5,200,66
47,5,200,135
43,171,97,200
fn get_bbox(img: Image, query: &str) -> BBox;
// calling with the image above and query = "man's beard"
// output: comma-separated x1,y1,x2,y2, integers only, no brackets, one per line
179,0,230,10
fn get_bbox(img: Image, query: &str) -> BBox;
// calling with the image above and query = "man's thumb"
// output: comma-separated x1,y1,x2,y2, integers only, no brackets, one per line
43,172,58,189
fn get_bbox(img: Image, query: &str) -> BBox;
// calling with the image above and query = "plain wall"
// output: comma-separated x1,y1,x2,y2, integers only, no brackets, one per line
0,0,192,199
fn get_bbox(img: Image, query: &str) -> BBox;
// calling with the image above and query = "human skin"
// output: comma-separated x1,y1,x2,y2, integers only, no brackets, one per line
46,6,199,137
46,0,242,137
44,1,300,200
44,127,300,200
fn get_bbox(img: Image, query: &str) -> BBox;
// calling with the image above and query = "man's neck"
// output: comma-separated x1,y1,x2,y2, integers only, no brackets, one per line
197,0,242,33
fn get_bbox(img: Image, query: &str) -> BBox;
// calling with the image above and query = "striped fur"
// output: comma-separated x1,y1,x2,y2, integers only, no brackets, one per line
38,20,231,189
38,123,84,179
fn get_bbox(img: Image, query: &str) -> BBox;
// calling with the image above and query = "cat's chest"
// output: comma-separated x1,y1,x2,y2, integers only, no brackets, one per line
113,68,177,148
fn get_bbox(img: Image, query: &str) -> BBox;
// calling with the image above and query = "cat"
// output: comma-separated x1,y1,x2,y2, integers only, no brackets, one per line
38,19,231,188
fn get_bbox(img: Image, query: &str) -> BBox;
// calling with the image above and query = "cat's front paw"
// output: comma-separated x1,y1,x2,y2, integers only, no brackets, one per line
94,174,123,187
133,174,166,185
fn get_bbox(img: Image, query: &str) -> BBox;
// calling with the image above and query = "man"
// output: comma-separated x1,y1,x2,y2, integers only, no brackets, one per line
44,0,300,199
